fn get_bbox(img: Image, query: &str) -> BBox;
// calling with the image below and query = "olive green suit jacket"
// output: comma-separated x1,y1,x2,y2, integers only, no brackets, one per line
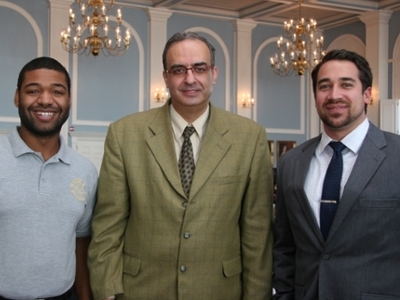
88,102,274,300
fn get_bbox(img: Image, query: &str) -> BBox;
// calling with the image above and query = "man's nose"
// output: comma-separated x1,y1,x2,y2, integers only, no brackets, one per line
329,85,342,100
37,91,54,105
184,68,196,84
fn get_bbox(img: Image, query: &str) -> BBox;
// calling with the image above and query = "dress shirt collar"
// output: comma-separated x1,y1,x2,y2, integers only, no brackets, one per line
317,118,369,155
170,104,210,139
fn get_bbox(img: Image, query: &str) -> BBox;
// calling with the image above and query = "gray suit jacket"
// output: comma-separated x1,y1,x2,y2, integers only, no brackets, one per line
88,101,274,300
273,122,400,300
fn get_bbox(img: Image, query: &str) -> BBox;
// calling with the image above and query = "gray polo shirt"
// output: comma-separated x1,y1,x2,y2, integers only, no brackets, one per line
0,128,98,299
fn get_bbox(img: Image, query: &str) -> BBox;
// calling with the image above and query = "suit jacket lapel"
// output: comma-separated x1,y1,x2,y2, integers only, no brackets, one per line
146,102,185,197
146,102,231,200
294,137,325,242
190,104,231,199
328,123,387,242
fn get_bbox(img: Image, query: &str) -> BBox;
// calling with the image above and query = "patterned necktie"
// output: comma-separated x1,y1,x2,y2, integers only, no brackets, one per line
320,141,346,240
179,126,196,198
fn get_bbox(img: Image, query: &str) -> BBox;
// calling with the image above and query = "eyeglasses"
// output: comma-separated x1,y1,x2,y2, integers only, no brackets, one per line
166,64,213,76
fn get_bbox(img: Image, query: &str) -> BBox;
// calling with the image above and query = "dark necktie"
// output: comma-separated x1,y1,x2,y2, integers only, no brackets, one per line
178,126,196,198
320,141,346,240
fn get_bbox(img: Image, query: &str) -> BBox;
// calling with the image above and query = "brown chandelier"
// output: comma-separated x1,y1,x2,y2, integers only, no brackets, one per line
270,0,325,76
60,0,131,56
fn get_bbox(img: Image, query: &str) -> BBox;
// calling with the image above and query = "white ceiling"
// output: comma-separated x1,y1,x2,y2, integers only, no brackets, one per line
122,0,400,29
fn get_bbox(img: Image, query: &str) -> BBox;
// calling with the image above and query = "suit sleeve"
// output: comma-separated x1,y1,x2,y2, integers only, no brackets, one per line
272,157,296,300
241,125,274,300
88,123,129,299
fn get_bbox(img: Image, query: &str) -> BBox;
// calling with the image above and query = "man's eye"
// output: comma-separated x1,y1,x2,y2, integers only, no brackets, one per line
27,90,39,94
172,67,185,75
194,67,206,73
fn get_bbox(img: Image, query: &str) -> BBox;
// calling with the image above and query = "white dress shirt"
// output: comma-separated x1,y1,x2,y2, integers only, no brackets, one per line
304,118,369,226
170,104,209,164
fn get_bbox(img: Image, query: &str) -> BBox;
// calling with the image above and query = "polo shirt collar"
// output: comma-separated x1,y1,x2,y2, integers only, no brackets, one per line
9,127,70,164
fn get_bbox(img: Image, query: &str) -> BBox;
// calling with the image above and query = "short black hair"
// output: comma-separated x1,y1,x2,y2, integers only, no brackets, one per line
311,49,372,96
17,56,71,94
162,31,216,71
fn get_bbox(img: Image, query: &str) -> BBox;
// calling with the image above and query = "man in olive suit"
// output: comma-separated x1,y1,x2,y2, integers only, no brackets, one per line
88,32,274,300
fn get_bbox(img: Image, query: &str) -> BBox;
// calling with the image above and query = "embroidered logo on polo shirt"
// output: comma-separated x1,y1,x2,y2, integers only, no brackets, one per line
70,178,87,201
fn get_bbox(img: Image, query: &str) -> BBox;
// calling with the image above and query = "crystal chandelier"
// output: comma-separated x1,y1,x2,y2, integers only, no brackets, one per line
60,0,131,56
270,0,325,76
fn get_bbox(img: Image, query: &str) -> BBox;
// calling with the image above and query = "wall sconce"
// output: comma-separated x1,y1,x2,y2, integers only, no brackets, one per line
241,93,255,108
154,87,169,103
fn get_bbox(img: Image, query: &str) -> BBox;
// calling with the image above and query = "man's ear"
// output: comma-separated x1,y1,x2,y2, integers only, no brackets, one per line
212,66,218,85
363,87,372,106
163,70,169,88
14,89,20,107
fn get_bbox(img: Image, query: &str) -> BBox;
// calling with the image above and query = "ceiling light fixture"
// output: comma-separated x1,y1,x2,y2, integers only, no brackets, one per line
270,0,325,76
60,0,131,56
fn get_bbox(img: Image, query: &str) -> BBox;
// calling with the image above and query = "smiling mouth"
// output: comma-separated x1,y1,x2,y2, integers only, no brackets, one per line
34,111,58,121
37,112,55,117
182,89,200,96
328,104,345,109
326,100,348,109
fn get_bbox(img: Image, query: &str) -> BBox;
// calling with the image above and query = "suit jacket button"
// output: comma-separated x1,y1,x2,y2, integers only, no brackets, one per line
182,201,188,208
180,265,187,273
323,254,330,260
183,232,190,239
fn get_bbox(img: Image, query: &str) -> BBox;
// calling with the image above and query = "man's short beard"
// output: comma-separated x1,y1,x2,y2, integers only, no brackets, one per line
18,106,69,138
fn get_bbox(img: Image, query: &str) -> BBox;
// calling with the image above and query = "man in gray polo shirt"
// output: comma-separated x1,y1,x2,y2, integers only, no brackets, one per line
0,57,97,300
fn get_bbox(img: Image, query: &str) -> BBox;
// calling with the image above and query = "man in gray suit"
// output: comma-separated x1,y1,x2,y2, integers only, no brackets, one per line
273,49,400,299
